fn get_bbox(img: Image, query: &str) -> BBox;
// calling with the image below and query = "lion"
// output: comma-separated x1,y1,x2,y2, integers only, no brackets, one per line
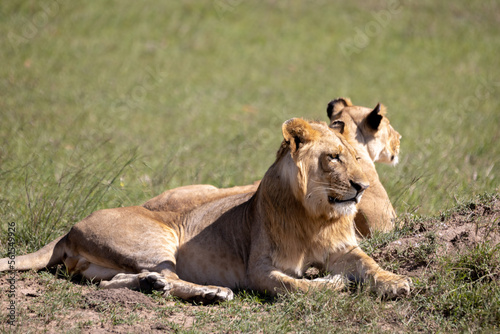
327,98,402,236
144,98,401,237
0,119,411,303
326,98,401,166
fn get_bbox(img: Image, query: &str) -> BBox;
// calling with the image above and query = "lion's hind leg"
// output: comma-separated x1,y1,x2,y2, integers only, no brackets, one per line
99,272,172,293
63,253,171,293
63,255,121,280
99,268,234,303
157,269,234,304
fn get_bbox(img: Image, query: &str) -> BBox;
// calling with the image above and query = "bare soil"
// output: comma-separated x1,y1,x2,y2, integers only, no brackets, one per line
1,196,498,333
0,274,192,333
372,196,500,278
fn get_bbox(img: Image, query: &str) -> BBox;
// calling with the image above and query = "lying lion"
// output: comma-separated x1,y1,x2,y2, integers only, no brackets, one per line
327,98,401,236
0,118,411,303
144,98,401,237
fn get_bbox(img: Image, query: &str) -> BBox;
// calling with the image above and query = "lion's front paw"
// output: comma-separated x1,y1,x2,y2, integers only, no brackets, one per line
190,286,234,304
373,272,412,298
208,287,234,302
138,272,173,293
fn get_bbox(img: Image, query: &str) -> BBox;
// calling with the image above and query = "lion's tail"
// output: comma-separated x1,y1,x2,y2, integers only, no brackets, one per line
0,235,66,272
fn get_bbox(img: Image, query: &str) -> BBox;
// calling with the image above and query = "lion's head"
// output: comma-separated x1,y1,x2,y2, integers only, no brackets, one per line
269,118,369,221
327,98,401,165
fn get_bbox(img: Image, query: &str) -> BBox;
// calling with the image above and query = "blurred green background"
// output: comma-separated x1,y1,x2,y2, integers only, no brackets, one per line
1,0,499,250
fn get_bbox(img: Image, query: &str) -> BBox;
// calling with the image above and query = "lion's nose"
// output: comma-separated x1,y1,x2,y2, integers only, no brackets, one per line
350,180,369,193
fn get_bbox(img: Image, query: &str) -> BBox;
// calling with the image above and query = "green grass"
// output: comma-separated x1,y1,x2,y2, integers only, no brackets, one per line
414,242,500,332
0,0,499,332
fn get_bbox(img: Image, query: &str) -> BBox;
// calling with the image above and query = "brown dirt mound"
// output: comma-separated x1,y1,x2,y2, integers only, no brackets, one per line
373,195,500,277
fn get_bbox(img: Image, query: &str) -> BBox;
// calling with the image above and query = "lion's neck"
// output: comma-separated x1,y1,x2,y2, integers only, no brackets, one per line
255,164,358,275
256,154,338,250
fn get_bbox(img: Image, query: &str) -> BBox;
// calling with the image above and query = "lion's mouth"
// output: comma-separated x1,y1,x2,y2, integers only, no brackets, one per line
328,196,360,204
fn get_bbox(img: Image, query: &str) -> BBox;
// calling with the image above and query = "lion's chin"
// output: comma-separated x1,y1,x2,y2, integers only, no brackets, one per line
333,201,358,217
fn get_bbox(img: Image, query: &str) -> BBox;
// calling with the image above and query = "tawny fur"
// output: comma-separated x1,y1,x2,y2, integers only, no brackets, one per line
327,98,401,236
145,99,402,237
0,119,410,303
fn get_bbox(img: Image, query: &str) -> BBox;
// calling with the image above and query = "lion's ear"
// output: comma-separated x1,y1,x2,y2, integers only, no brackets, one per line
367,103,384,130
282,118,318,153
329,120,345,134
327,97,352,119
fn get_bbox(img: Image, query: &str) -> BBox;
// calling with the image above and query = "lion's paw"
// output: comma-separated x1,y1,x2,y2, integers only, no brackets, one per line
374,273,412,298
138,272,173,293
191,286,234,304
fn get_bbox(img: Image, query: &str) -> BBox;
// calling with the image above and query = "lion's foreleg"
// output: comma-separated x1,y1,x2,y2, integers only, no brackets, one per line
168,280,234,303
248,266,345,296
327,246,411,298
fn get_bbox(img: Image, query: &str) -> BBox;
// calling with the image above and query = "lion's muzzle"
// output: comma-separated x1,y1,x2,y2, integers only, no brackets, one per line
328,180,368,205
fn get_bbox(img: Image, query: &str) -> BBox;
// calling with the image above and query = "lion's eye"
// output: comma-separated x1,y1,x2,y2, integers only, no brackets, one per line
356,157,361,161
328,154,340,162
